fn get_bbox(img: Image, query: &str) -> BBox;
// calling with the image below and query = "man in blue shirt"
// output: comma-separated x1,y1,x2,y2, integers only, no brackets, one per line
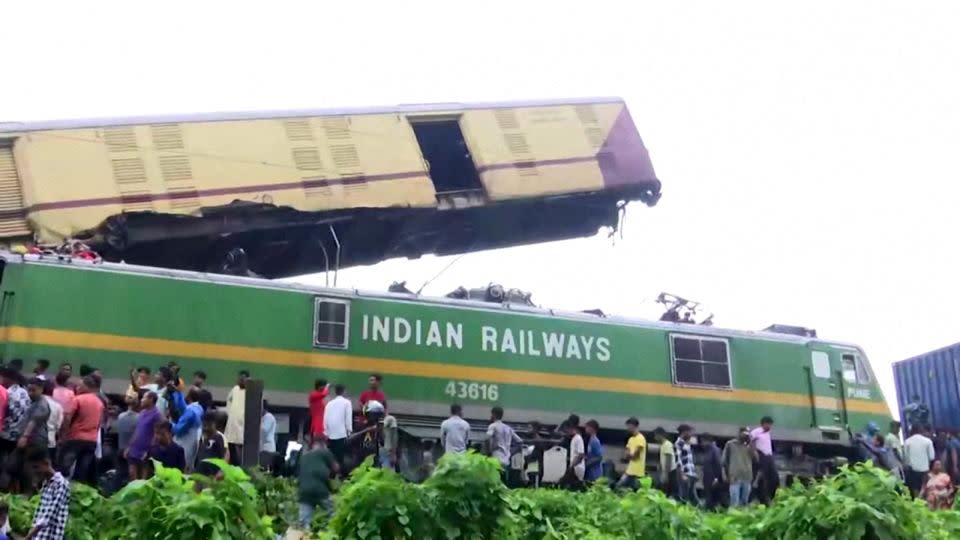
171,388,203,472
583,420,604,483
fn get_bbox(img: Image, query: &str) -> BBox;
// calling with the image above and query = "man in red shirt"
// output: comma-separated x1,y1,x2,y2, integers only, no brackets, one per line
358,374,387,412
58,375,104,485
308,379,329,444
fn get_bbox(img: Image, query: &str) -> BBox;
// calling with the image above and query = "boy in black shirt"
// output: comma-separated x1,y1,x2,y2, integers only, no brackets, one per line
148,420,186,475
197,412,228,477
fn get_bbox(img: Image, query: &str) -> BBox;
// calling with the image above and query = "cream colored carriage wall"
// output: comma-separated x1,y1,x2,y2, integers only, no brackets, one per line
460,101,637,201
14,114,437,244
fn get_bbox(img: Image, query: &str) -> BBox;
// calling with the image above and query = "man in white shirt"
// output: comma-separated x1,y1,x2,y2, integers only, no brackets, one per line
260,403,277,454
42,381,63,462
564,421,586,489
225,370,249,466
440,404,471,454
903,424,935,497
323,383,352,472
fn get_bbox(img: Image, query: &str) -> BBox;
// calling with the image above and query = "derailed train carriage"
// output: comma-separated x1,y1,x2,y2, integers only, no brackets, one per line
0,98,660,277
0,254,891,480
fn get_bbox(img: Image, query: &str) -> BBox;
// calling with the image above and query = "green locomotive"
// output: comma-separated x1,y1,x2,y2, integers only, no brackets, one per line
0,253,890,476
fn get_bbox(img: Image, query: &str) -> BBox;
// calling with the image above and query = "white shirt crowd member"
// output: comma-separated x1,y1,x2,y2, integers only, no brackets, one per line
323,394,353,441
225,384,246,446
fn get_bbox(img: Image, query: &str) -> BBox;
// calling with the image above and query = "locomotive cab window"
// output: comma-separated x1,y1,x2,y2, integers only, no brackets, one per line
670,335,732,388
314,297,350,349
841,353,870,384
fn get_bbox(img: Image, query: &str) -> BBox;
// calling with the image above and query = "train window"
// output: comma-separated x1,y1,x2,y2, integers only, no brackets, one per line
670,335,732,388
855,356,871,384
811,351,831,379
314,297,350,349
840,353,871,384
841,353,870,384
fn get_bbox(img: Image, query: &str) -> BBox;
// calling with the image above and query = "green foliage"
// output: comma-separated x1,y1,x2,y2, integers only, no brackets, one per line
424,451,510,539
753,462,960,540
249,467,299,533
4,457,960,539
65,482,110,540
329,458,434,539
329,459,960,540
107,459,274,539
2,491,36,533
4,460,274,539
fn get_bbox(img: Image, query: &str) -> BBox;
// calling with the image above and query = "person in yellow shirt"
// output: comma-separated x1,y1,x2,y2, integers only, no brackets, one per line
654,426,678,497
616,417,647,490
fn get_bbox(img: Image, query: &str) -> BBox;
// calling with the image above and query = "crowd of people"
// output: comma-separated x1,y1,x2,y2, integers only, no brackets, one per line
461,412,783,510
0,359,283,539
0,358,950,537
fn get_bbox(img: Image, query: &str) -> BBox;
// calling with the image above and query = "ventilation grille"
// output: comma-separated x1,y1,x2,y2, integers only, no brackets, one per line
575,105,598,124
320,117,364,190
503,133,531,155
120,192,153,212
293,147,332,198
167,186,200,211
577,105,603,150
584,127,603,148
104,127,138,152
150,124,185,150
341,172,367,193
496,109,537,176
322,117,351,140
292,148,324,171
0,146,30,237
494,109,520,130
283,119,315,142
159,156,193,183
515,160,540,177
158,155,198,210
330,144,360,169
111,158,147,185
111,157,154,212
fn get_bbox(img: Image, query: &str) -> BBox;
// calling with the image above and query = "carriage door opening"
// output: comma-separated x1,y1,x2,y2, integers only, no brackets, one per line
409,117,484,199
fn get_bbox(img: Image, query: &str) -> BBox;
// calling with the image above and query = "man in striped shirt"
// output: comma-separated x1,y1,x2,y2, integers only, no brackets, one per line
675,424,700,506
26,447,69,540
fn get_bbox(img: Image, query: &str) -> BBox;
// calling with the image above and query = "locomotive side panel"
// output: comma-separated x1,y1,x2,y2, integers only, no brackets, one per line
0,258,889,444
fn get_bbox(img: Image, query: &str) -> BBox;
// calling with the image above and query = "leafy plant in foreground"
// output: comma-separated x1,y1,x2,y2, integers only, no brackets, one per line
424,451,510,539
329,459,433,539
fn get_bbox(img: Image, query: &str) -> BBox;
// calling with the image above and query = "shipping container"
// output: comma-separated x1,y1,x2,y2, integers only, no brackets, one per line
892,342,960,431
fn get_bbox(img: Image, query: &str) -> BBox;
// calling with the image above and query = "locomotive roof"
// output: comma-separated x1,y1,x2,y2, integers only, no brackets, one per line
0,96,625,133
0,252,861,350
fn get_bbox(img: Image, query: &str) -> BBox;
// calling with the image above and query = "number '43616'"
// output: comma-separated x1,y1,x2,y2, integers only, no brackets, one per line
444,381,499,401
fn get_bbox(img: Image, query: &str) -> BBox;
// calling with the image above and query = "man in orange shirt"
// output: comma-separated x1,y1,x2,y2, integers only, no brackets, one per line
58,376,104,485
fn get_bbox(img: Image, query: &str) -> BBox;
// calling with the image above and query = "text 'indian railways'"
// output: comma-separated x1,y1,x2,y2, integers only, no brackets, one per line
360,315,610,362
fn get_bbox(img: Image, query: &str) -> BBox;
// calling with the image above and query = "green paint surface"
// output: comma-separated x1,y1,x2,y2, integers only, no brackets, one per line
0,261,890,432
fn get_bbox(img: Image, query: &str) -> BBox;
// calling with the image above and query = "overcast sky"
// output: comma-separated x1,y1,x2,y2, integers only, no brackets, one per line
4,1,958,413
